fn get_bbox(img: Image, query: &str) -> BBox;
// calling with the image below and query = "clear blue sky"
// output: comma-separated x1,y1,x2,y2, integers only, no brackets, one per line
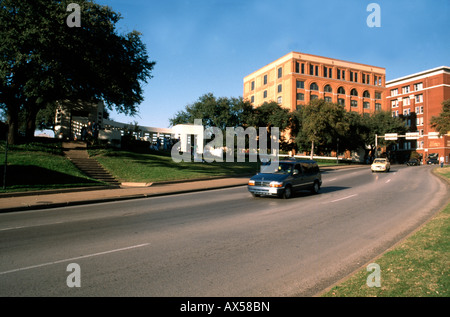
95,0,450,129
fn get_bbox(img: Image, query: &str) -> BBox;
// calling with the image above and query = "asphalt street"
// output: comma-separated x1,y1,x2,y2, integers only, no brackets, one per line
0,165,448,297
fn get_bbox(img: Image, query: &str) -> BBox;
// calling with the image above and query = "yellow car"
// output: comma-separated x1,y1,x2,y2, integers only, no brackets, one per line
371,158,390,173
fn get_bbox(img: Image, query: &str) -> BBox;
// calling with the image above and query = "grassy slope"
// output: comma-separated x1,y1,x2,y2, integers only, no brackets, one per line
0,140,103,192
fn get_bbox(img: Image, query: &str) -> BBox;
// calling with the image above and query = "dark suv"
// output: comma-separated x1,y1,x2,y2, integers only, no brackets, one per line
247,160,322,199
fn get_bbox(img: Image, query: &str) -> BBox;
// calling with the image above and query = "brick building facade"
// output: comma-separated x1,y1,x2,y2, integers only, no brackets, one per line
386,66,450,164
243,52,387,114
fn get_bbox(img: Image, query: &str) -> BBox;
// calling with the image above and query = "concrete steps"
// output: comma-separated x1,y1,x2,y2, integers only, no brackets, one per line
63,141,120,186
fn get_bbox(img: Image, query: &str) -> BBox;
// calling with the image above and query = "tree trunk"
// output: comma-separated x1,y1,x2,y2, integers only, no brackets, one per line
25,107,38,140
7,105,19,145
310,140,314,160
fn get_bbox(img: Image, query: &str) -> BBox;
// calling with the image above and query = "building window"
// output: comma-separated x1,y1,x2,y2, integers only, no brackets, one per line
366,75,370,85
263,74,267,85
296,62,300,73
403,97,410,106
337,87,345,95
415,94,423,103
263,90,267,99
296,80,304,89
324,85,332,93
350,71,354,82
311,95,318,100
278,84,282,93
402,86,410,94
250,96,254,103
278,67,282,78
315,65,319,76
351,100,358,108
414,82,423,91
325,96,332,103
391,100,398,107
301,63,305,74
297,93,304,101
363,102,370,109
323,66,327,78
375,92,382,99
310,64,314,75
251,81,255,91
337,69,341,80
338,98,345,106
350,89,358,96
310,82,319,91
391,88,398,96
363,90,370,98
375,103,381,111
277,96,282,104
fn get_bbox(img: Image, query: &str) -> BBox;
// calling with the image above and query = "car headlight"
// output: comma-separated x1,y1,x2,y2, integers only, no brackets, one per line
269,181,283,188
248,180,255,186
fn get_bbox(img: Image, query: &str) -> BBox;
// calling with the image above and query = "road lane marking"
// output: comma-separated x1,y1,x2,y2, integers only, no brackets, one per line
0,243,150,276
0,222,64,231
386,179,391,183
330,194,358,203
327,178,337,182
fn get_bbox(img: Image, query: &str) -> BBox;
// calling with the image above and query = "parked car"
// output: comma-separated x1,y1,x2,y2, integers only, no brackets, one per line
406,158,420,166
247,160,322,199
427,158,439,165
371,158,390,173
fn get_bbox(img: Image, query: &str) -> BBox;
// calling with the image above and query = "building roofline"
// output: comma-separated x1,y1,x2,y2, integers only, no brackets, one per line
386,66,450,85
244,51,386,80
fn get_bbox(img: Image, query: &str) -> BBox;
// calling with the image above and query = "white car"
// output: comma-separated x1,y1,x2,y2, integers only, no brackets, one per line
371,158,390,173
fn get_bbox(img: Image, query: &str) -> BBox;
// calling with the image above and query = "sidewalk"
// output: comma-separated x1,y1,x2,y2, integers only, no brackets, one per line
0,164,365,213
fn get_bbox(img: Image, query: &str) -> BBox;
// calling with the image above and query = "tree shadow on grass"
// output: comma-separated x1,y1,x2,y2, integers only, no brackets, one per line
0,165,101,190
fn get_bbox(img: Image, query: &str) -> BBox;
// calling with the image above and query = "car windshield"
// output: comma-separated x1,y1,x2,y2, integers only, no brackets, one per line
373,159,386,163
273,163,293,174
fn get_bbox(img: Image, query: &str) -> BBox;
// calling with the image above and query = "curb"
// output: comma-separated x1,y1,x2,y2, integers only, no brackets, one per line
0,181,248,213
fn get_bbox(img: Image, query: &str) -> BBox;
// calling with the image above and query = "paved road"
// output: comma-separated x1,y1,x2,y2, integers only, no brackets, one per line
0,165,447,297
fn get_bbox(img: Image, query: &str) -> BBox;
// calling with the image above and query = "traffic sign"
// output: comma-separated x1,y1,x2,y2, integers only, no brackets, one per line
385,133,398,140
405,132,420,140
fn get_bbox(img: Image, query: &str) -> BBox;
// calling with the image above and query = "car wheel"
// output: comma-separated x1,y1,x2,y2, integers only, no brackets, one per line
311,181,320,194
282,186,292,199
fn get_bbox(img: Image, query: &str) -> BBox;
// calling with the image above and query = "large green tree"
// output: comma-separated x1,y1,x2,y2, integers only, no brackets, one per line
295,99,349,159
0,0,155,144
430,99,450,136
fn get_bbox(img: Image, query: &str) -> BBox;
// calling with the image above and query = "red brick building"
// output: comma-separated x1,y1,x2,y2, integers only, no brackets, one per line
386,66,450,164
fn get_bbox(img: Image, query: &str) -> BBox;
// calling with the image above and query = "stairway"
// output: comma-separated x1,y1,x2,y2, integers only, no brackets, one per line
63,141,121,186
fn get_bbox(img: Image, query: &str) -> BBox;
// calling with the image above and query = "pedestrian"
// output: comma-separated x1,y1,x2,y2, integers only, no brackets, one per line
440,156,444,168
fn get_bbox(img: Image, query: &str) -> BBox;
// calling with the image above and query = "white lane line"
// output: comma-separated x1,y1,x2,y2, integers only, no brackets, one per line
385,179,391,183
0,222,64,231
0,243,150,275
327,178,337,182
330,194,358,203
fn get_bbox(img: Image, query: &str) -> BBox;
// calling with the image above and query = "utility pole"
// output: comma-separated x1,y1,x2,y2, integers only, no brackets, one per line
3,131,8,190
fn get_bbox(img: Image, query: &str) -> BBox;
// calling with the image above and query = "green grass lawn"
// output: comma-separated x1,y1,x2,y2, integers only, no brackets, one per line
321,166,450,297
88,148,260,183
0,140,104,192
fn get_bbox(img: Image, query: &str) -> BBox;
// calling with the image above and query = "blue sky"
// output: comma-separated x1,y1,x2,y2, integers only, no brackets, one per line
95,0,450,128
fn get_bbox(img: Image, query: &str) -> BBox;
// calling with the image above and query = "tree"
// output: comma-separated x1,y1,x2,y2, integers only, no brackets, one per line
360,111,408,158
0,0,155,144
169,93,254,131
295,99,348,159
430,99,450,136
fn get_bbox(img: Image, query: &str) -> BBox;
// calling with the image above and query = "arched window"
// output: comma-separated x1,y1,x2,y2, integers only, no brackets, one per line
363,90,370,98
324,85,332,93
351,89,358,96
310,82,319,91
337,87,345,95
